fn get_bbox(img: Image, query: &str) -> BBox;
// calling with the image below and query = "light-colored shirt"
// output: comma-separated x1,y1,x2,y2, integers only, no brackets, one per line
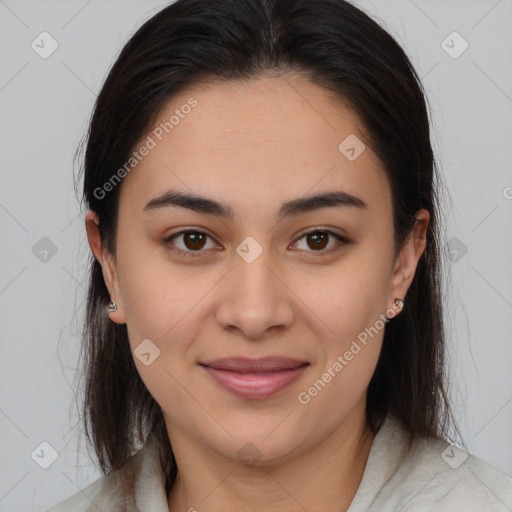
46,413,512,511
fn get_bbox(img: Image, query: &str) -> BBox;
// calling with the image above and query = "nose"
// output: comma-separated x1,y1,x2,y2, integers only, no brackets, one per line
214,244,294,340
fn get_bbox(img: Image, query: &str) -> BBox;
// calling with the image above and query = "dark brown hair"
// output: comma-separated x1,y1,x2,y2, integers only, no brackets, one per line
74,0,460,494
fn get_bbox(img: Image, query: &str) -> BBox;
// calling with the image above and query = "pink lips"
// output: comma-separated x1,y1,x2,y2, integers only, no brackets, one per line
199,356,309,400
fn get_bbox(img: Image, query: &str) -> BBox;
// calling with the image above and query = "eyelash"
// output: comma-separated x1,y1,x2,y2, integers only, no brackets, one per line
163,229,349,258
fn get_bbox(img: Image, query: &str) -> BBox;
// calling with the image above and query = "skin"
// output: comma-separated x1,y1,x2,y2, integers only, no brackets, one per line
86,71,428,512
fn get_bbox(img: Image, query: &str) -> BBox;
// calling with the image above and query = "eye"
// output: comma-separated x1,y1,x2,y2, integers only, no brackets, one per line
164,230,219,257
291,229,348,256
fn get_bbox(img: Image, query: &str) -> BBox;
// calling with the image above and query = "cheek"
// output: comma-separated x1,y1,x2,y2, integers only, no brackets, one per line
293,245,391,407
118,257,207,417
120,269,180,342
295,259,389,418
115,232,205,342
299,250,391,344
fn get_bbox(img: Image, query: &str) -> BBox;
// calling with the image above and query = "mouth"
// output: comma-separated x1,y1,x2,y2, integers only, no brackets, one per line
198,356,310,400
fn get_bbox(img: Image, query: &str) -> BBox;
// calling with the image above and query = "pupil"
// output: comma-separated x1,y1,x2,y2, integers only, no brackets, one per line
309,232,327,250
186,233,205,250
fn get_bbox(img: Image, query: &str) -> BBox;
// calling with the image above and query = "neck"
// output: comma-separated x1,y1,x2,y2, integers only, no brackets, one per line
166,404,376,512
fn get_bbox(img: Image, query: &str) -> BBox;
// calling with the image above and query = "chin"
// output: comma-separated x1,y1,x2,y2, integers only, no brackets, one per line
204,418,309,467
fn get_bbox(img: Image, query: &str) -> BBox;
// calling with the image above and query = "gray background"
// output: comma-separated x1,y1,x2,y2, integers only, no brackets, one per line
0,0,511,510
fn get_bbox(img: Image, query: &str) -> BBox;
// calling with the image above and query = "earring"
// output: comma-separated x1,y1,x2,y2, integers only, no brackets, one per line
385,298,404,323
107,300,118,313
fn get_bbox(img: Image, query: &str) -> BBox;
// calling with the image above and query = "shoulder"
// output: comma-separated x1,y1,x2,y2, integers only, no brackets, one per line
366,415,512,511
393,435,512,510
45,448,144,512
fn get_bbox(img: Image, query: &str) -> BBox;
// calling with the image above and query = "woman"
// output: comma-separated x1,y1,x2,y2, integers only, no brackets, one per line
47,0,512,510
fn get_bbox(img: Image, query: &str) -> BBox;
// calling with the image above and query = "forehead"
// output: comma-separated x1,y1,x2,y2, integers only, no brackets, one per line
119,72,391,219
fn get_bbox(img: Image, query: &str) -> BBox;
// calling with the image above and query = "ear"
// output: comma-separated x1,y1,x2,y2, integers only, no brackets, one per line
387,208,430,313
85,210,126,324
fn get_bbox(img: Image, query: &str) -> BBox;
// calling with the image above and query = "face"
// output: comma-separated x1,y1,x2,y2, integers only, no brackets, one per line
87,72,428,465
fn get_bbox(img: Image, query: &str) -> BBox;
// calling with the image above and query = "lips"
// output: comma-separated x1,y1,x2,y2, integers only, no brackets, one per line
199,356,309,399
199,356,308,373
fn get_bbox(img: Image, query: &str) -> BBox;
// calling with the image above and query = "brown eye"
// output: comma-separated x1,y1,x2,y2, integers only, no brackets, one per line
306,231,329,250
182,232,207,250
292,229,348,256
165,230,218,257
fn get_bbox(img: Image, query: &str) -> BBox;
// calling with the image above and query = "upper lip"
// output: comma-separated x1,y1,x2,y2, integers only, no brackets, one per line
199,356,309,373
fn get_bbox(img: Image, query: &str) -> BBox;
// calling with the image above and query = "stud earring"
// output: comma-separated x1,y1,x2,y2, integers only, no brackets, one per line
107,300,118,313
385,298,404,323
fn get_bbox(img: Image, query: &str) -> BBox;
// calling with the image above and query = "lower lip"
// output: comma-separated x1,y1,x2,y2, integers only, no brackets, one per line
201,364,309,400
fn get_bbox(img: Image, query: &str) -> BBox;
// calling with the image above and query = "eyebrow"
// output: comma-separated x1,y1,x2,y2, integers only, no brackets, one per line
143,188,367,220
